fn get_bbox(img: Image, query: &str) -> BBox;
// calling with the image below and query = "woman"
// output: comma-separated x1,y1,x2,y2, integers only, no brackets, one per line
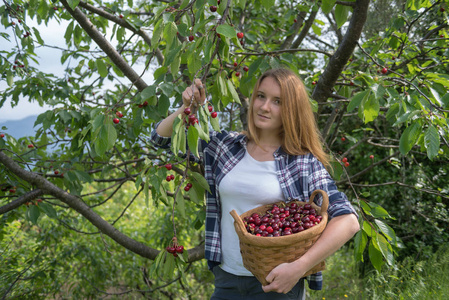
150,68,360,299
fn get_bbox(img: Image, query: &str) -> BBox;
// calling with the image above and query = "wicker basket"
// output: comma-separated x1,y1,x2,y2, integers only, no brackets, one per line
230,189,329,286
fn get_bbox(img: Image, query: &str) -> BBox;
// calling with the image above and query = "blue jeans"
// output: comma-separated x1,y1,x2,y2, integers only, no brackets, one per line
210,266,306,300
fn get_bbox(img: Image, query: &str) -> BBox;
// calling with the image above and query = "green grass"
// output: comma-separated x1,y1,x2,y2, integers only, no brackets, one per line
307,245,449,300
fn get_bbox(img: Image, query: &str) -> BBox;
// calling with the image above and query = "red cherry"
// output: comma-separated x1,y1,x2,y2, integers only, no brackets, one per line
170,174,175,180
166,175,171,182
233,62,238,67
342,157,348,163
28,144,34,148
11,22,15,25
440,34,444,38
54,170,59,175
37,199,43,203
312,81,316,85
294,19,297,23
176,245,184,253
341,137,346,141
186,183,193,188
243,66,249,72
113,118,120,124
369,155,374,159
53,7,58,10
0,133,4,138
184,186,190,192
211,112,218,118
344,162,350,167
235,72,240,77
188,35,194,41
188,114,197,124
208,105,213,112
381,67,388,74
116,111,124,118
184,107,191,115
119,14,124,19
210,5,217,12
142,101,148,107
440,7,445,12
166,246,175,254
165,164,172,170
349,81,354,86
237,32,244,39
9,189,16,193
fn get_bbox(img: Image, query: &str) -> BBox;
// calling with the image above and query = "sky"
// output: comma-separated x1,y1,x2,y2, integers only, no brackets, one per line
0,13,153,123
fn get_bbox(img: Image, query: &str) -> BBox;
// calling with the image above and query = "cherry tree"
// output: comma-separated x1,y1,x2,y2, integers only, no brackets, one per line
1,0,448,297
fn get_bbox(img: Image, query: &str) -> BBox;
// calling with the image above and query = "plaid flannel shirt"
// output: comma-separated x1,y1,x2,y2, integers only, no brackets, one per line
150,126,358,290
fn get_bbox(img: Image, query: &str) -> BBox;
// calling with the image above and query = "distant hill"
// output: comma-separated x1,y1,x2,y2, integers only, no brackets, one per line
0,115,40,138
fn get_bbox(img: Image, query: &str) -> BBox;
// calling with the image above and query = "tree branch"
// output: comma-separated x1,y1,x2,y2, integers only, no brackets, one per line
312,0,370,104
0,189,43,215
59,0,148,91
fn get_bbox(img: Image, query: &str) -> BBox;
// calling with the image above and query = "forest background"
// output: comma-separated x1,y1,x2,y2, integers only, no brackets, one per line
1,0,448,299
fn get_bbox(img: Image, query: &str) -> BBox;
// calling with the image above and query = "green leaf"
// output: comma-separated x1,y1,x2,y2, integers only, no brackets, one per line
39,202,57,219
374,219,396,243
210,113,221,132
354,229,367,262
28,205,40,225
151,19,164,49
226,79,241,104
399,121,421,155
67,0,80,9
189,171,211,194
6,71,13,87
361,93,379,123
369,239,384,272
347,90,369,112
362,221,376,237
321,0,336,14
334,4,350,28
141,85,157,100
96,59,108,78
95,124,117,156
216,24,237,39
374,232,394,266
171,115,183,154
261,0,275,10
424,125,439,160
187,125,199,158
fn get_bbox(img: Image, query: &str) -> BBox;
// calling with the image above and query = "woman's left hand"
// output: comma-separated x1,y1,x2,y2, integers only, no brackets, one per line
261,262,304,294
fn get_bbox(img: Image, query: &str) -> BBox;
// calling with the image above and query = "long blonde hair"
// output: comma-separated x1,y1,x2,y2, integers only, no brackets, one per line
245,68,330,168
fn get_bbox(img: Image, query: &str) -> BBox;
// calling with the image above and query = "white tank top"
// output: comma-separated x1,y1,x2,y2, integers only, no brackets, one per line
218,151,284,276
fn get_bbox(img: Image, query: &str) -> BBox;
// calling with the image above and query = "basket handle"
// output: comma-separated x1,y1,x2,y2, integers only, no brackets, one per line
230,209,247,234
309,189,329,213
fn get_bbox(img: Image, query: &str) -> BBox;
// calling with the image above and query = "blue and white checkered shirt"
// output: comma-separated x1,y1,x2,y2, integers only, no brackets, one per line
150,126,358,290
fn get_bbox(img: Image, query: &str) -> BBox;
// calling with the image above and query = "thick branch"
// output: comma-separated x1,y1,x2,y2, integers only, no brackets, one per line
0,189,43,214
0,150,205,262
59,0,148,91
311,0,370,103
291,7,319,48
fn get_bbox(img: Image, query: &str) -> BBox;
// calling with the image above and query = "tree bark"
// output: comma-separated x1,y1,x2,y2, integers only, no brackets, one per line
311,0,370,104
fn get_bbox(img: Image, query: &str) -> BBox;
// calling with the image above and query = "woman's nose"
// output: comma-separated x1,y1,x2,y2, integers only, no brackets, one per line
260,99,270,111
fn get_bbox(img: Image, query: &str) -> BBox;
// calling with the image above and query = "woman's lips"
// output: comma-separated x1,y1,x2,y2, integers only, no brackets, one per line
257,114,270,119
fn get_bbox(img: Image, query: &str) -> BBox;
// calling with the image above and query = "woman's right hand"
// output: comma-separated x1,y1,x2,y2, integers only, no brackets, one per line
155,78,206,137
182,78,206,109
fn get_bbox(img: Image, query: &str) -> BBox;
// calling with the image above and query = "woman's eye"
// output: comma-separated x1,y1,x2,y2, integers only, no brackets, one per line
257,93,265,98
274,99,281,105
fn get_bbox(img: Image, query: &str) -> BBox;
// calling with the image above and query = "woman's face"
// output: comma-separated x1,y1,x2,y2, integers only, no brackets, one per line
252,76,283,135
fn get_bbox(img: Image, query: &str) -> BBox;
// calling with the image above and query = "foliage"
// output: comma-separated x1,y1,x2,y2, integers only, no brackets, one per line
1,0,448,297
